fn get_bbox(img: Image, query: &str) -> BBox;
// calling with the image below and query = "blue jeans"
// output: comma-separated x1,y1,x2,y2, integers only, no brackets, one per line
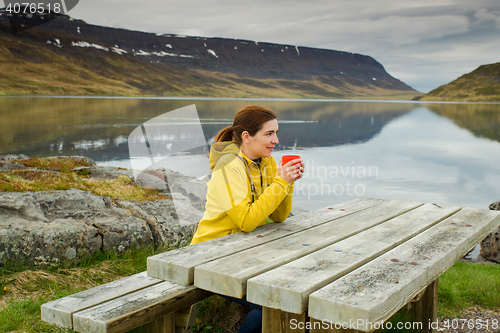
218,294,262,333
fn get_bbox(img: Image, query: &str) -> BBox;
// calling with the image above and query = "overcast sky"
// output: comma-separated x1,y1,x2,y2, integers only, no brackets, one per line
69,0,500,93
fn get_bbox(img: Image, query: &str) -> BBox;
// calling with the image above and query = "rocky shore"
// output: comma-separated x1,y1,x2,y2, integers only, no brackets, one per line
480,201,500,263
1,154,499,268
0,155,208,267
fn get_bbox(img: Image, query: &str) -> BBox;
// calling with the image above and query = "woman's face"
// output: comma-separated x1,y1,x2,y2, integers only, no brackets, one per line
242,119,279,159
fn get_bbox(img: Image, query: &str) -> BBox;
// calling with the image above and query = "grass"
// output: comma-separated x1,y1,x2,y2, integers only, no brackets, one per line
437,261,500,317
0,157,169,201
17,157,91,172
420,62,500,102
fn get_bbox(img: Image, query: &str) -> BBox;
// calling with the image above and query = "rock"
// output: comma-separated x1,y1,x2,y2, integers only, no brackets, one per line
169,192,204,225
0,192,48,222
136,197,197,247
0,161,26,171
135,170,168,191
480,201,500,263
163,168,207,210
68,155,97,167
32,188,114,220
91,216,154,252
490,201,500,211
87,166,134,180
0,218,102,266
0,154,29,161
0,188,190,267
480,227,500,263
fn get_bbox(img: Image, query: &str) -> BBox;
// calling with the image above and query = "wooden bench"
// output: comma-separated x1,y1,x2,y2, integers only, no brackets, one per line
41,271,211,333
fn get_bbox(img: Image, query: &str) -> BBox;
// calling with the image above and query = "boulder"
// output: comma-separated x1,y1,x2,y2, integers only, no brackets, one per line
0,188,192,267
0,161,26,171
86,165,134,180
0,192,48,222
0,154,29,161
480,201,500,263
0,218,102,266
163,168,207,210
135,196,198,247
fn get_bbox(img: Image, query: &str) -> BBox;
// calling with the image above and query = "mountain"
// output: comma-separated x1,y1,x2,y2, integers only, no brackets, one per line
0,9,419,99
418,62,500,102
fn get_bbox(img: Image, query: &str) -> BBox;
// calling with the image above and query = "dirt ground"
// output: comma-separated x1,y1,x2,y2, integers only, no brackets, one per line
437,308,500,333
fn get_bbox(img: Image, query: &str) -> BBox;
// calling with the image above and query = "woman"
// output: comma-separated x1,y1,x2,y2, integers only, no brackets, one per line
191,105,304,333
191,104,304,243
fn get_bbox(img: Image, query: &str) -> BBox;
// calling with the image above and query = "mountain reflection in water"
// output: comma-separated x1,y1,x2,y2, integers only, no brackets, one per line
1,97,499,211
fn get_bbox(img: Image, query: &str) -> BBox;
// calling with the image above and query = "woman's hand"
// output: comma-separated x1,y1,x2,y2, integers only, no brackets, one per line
278,158,305,183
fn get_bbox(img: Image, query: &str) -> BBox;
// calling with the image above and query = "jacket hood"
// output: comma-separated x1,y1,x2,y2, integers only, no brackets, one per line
209,141,244,171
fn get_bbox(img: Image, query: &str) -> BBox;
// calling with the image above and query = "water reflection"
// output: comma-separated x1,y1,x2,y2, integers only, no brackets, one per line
0,97,414,162
1,97,500,212
286,107,500,211
427,103,500,142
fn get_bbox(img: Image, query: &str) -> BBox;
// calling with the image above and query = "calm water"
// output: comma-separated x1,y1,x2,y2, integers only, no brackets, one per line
1,97,500,212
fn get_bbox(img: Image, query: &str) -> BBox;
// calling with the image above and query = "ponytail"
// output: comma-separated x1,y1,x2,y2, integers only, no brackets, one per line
215,125,234,142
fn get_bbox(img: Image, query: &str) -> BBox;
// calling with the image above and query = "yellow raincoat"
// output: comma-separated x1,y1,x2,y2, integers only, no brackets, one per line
190,142,294,244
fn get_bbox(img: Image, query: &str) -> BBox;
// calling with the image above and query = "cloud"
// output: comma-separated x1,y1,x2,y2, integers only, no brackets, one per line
473,8,500,27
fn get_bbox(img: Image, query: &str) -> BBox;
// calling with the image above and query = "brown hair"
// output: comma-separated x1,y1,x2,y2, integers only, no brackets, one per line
215,105,277,145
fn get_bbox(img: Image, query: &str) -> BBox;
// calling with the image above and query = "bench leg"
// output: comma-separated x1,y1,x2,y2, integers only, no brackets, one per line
406,278,438,333
175,302,200,333
137,301,201,333
262,307,307,333
141,312,176,333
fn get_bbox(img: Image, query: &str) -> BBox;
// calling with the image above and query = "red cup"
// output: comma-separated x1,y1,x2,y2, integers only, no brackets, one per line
281,155,301,166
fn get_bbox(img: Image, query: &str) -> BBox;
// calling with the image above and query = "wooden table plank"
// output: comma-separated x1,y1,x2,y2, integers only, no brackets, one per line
72,281,211,333
194,200,422,298
148,198,386,285
41,272,162,329
247,203,460,314
308,208,500,332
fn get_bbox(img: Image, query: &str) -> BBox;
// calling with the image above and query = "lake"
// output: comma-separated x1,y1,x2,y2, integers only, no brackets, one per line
1,96,500,212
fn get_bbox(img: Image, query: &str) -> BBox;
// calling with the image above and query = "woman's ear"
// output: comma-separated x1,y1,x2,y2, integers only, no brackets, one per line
242,131,250,143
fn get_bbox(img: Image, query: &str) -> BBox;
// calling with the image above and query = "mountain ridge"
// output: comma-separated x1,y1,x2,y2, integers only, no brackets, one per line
0,9,419,98
418,62,500,102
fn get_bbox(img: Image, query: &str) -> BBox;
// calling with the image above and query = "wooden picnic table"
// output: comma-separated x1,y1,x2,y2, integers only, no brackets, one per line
148,198,500,333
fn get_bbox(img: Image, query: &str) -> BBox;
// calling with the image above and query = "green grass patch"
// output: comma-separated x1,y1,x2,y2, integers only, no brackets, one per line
0,245,180,333
437,261,500,317
0,297,74,333
0,157,169,201
19,157,92,172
